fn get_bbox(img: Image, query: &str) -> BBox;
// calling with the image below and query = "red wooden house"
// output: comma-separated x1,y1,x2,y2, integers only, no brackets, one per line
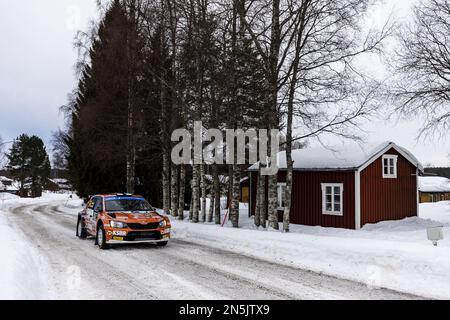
248,142,423,230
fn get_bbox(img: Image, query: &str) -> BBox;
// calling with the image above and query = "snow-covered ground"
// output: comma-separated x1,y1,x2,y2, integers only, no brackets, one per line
168,199,450,299
0,193,73,299
1,192,450,299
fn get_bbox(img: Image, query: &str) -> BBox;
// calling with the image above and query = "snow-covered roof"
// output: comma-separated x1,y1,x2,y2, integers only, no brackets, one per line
249,141,423,172
419,176,450,193
51,178,68,184
240,177,249,183
49,178,72,190
0,177,20,191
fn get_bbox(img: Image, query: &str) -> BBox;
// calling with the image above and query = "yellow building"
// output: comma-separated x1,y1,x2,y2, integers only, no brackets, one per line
418,176,450,203
240,177,250,203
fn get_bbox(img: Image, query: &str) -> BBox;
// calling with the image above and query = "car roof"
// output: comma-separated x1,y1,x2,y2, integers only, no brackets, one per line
94,194,145,199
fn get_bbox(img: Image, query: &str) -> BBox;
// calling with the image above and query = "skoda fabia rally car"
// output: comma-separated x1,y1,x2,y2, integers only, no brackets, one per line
76,194,171,249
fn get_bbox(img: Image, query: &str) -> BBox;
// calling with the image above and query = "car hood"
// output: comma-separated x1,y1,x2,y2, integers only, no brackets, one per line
108,211,164,223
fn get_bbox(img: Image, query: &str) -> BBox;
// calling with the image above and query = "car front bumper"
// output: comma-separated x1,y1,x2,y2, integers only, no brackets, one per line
107,238,170,245
105,228,171,244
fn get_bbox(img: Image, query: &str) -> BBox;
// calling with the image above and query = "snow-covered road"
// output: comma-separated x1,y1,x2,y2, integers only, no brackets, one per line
2,199,420,300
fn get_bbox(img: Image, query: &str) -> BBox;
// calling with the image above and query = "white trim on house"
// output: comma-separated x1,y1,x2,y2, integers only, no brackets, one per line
358,143,422,173
321,183,344,216
382,154,398,179
416,168,419,214
355,171,361,230
249,172,253,217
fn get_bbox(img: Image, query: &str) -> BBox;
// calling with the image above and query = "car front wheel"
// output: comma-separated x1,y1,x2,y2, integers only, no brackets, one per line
96,225,108,250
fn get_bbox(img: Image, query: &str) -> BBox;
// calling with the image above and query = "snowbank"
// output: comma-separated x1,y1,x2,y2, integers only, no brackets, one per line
171,201,450,299
3,192,449,299
0,193,19,201
0,209,53,299
420,201,450,224
0,192,80,299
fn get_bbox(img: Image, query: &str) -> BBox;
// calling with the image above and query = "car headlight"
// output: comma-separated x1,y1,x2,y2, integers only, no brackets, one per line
159,220,167,228
110,221,128,229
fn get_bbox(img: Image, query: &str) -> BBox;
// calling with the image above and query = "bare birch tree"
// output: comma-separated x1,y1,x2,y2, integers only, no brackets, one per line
391,0,450,137
239,0,391,231
281,0,391,231
207,184,215,223
191,164,200,222
200,163,207,222
178,164,186,219
213,165,221,224
170,165,179,216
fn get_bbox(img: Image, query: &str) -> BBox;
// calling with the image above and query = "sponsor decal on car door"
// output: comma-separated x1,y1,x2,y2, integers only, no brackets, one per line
85,197,97,234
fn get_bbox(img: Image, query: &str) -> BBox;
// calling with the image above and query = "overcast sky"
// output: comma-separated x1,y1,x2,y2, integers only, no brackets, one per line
0,0,449,167
0,0,97,155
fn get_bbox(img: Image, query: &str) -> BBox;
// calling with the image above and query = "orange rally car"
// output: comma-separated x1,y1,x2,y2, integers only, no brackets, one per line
76,194,171,249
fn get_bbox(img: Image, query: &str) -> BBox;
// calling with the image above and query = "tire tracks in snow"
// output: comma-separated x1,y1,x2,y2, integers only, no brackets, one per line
9,200,423,300
34,203,295,299
10,203,160,299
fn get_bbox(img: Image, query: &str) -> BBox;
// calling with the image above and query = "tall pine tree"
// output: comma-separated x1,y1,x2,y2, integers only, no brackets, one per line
7,134,51,197
66,0,164,203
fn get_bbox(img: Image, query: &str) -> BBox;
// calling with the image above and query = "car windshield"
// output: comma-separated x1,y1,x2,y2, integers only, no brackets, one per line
105,198,154,212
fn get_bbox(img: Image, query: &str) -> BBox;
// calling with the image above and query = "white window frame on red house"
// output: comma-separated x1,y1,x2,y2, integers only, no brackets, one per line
382,154,398,179
277,183,287,210
321,183,344,216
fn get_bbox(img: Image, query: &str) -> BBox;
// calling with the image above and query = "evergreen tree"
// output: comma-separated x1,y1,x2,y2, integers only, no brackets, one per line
65,0,164,202
6,134,51,197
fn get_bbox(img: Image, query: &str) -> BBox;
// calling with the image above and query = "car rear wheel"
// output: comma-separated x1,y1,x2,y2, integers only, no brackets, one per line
76,217,87,239
96,225,108,250
157,241,168,247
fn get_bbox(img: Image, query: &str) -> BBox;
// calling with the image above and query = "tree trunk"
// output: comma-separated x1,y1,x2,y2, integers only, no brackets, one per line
283,60,298,233
126,100,136,194
254,172,261,227
192,164,200,222
283,12,304,231
160,20,170,215
189,184,194,221
230,165,241,228
267,174,279,230
171,165,179,217
200,163,207,222
126,1,137,195
162,153,170,215
259,172,267,228
178,165,186,220
213,164,221,224
266,0,281,231
207,189,214,223
283,164,293,232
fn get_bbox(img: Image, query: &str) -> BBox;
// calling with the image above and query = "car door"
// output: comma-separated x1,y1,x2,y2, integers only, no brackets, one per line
93,197,103,223
85,197,97,234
